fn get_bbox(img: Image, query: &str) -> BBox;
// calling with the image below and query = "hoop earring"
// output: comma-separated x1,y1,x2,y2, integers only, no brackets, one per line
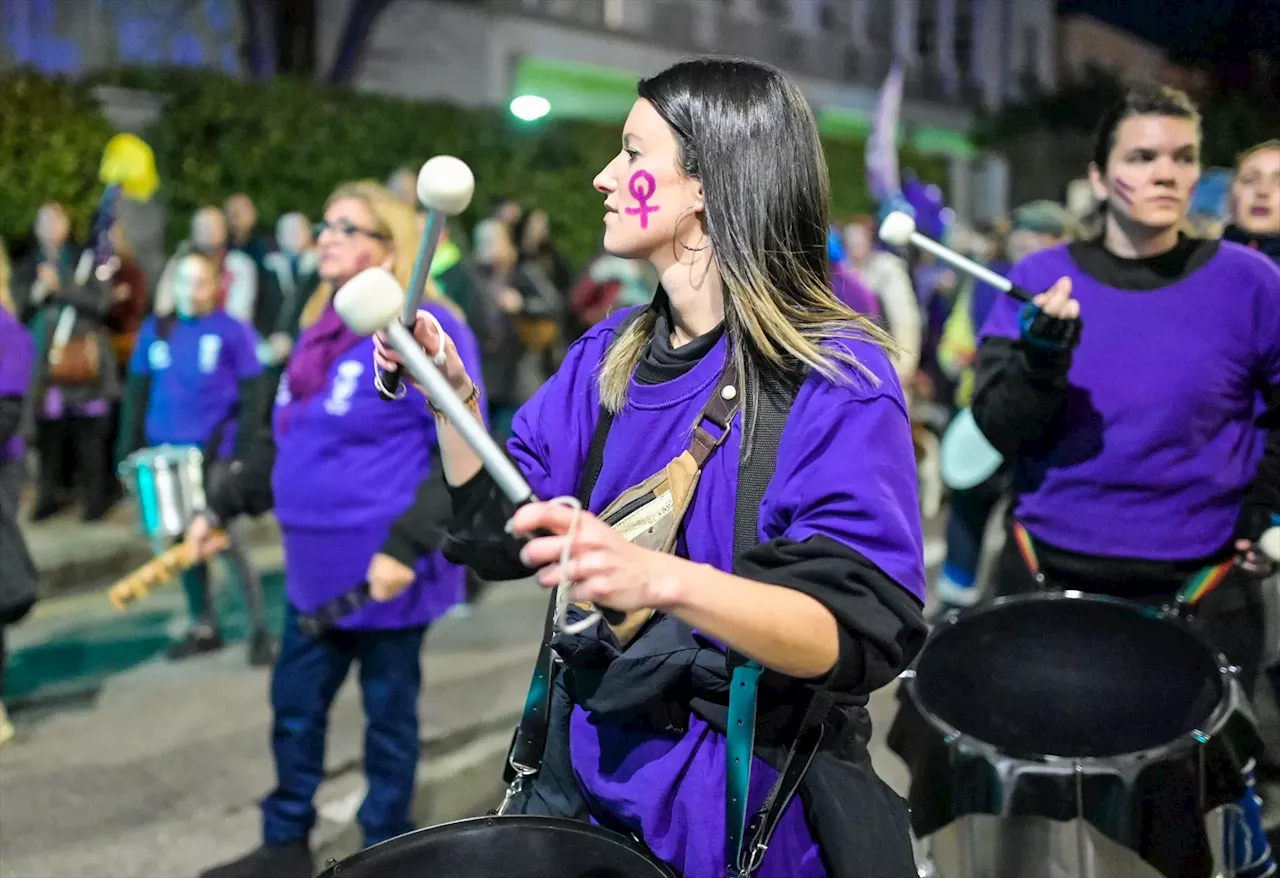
674,205,710,253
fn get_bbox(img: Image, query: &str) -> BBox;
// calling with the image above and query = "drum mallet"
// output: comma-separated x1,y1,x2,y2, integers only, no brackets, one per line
1259,525,1280,562
878,211,1034,304
335,268,627,626
376,156,476,401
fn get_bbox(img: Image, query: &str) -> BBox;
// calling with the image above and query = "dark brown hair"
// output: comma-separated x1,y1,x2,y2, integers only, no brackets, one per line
1091,85,1201,169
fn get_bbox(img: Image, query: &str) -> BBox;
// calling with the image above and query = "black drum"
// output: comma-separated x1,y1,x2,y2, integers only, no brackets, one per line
318,815,674,878
888,592,1263,878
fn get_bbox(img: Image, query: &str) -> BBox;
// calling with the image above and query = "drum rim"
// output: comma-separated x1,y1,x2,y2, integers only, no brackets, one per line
902,590,1239,765
319,814,673,875
118,442,205,477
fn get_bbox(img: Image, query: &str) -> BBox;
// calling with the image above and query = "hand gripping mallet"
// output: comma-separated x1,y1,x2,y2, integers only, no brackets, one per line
376,155,476,400
878,211,1034,304
336,268,627,625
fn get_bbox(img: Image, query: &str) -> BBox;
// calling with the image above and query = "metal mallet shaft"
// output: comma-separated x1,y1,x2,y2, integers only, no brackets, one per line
878,211,1034,303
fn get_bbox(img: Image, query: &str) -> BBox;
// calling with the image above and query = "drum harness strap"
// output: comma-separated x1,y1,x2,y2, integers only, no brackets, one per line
1011,521,1236,611
498,338,832,877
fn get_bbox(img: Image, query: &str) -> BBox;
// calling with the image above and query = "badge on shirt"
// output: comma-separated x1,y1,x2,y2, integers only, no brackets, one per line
148,340,172,371
324,360,364,417
198,334,223,375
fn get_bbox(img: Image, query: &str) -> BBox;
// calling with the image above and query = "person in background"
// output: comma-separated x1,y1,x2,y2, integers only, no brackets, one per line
1224,138,1280,839
843,215,921,394
511,208,571,387
225,194,274,273
186,181,485,878
1225,139,1280,261
932,201,1077,614
100,221,151,513
0,238,37,748
473,221,526,440
116,251,274,665
157,208,259,327
827,225,882,319
472,196,522,270
386,167,417,208
20,202,120,522
568,244,658,339
260,212,320,370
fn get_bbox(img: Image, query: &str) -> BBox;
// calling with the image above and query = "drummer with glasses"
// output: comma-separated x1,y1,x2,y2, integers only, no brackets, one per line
115,250,274,665
972,85,1280,878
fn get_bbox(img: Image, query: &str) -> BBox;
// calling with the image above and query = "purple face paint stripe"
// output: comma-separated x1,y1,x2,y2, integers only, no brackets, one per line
624,170,660,229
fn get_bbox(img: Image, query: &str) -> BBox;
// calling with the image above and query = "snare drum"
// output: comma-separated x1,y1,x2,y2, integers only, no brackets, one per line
316,815,674,878
118,445,208,551
888,592,1263,878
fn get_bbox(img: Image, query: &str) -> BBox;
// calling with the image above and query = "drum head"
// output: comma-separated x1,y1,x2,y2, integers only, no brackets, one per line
321,816,673,878
914,595,1224,759
939,409,1003,491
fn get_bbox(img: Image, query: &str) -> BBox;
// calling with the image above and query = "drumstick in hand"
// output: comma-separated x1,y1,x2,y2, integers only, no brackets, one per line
107,531,229,609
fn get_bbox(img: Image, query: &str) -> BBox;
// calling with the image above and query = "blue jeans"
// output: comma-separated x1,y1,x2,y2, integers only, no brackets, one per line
262,603,427,848
942,469,1007,586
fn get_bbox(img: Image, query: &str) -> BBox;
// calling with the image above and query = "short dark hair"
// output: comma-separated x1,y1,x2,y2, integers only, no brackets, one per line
1091,85,1201,169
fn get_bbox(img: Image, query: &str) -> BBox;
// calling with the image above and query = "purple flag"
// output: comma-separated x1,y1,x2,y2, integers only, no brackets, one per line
866,60,905,203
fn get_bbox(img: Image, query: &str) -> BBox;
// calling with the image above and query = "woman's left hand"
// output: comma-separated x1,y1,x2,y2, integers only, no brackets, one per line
1235,538,1277,577
510,502,685,613
367,553,416,601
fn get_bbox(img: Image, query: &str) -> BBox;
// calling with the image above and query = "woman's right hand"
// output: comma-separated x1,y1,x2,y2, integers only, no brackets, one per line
1032,276,1079,320
373,310,473,397
184,514,225,563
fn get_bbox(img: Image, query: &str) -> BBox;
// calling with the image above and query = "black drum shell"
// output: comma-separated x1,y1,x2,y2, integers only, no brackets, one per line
318,815,675,878
887,592,1263,878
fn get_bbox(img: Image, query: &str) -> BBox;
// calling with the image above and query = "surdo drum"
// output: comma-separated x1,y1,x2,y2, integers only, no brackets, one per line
888,592,1263,878
118,445,209,553
315,815,674,878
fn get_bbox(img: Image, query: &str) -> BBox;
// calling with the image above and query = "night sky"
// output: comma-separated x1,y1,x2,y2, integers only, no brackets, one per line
1058,0,1280,61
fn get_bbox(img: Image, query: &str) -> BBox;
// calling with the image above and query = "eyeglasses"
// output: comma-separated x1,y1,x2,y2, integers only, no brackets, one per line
313,219,389,242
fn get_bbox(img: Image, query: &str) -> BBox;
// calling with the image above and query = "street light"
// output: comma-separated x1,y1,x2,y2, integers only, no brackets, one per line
509,94,551,122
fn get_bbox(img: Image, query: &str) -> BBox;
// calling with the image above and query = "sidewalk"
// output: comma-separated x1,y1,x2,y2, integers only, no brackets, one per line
0,582,546,878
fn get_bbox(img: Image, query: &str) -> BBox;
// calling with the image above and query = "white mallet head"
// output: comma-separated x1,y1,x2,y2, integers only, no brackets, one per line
1259,526,1280,562
334,267,405,335
417,156,475,216
878,211,917,249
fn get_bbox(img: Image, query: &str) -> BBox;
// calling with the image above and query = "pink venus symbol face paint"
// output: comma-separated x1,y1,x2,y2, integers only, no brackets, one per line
624,170,660,229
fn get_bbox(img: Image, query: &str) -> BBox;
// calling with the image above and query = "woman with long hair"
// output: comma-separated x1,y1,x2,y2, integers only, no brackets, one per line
187,182,485,878
0,238,37,747
972,86,1280,877
379,58,926,878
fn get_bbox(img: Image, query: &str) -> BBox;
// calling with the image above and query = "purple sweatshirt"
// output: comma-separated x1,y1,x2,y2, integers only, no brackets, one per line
271,301,484,630
0,309,35,463
506,309,924,878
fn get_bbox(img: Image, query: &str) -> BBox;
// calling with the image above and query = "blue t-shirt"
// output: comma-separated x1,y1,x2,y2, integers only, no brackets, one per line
128,311,263,458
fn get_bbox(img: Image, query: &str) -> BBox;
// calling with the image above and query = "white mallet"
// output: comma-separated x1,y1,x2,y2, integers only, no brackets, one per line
378,155,476,400
336,267,629,624
878,211,1033,303
1259,526,1280,563
336,267,533,505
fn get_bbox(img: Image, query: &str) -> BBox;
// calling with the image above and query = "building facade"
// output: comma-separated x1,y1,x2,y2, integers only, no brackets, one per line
3,0,1055,221
1057,14,1209,95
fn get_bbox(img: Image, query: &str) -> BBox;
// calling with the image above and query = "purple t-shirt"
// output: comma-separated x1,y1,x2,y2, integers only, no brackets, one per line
0,309,35,464
271,301,484,630
507,309,924,878
128,311,263,459
980,241,1280,560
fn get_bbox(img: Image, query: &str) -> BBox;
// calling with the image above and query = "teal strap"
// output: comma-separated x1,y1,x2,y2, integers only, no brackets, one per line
726,659,762,874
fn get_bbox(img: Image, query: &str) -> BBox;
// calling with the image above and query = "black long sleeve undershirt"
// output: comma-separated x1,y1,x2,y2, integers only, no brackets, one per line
970,336,1073,459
